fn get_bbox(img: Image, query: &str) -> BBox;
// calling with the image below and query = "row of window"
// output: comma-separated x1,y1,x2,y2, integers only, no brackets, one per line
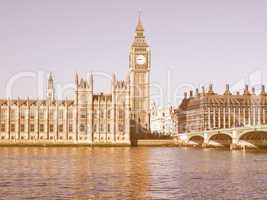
0,109,125,121
0,135,127,141
0,124,73,133
205,106,267,110
92,123,125,133
0,109,74,121
0,123,125,133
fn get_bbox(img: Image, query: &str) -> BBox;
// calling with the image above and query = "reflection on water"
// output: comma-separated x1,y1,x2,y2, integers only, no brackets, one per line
0,147,267,200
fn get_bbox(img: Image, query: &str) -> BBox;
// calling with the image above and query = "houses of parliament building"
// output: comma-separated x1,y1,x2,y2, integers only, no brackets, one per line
0,17,151,145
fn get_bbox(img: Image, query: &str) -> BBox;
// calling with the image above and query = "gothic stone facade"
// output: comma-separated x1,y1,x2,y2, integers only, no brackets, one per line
150,102,176,136
174,84,267,134
0,17,151,145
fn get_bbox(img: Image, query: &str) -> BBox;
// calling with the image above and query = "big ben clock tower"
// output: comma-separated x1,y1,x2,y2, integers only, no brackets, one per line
129,15,151,136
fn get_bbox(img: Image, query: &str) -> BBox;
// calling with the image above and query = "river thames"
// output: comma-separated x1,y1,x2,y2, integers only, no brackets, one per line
0,147,267,200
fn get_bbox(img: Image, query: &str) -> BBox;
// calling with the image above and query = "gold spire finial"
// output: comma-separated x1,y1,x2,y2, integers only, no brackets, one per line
138,9,142,19
136,10,144,31
48,72,53,81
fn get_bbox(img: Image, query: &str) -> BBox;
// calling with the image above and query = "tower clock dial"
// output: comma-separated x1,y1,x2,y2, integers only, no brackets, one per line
136,55,146,65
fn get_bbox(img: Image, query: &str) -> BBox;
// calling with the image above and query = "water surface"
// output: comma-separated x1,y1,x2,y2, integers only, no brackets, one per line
0,147,267,200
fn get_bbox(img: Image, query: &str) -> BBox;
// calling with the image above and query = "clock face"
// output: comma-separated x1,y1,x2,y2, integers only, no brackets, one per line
136,55,146,65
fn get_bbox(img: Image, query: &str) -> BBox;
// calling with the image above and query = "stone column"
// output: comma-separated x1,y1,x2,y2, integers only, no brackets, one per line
37,102,39,140
0,106,3,139
253,106,256,126
89,101,93,144
0,105,1,138
0,105,1,137
17,103,20,140
228,107,231,128
111,91,116,143
243,106,246,126
238,106,241,126
125,90,131,144
233,107,236,128
258,106,261,125
56,102,59,141
7,100,10,139
27,103,30,139
218,107,221,129
263,106,266,124
46,102,49,140
105,98,108,141
248,107,251,126
65,103,68,141
223,107,226,129
213,107,216,129
98,97,100,140
74,102,78,141
208,107,211,130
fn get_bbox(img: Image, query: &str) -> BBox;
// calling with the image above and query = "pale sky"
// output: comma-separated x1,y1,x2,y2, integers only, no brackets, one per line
1,0,267,107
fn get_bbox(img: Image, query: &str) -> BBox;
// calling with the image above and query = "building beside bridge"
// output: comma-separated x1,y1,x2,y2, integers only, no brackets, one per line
0,16,151,145
174,84,267,133
173,84,267,148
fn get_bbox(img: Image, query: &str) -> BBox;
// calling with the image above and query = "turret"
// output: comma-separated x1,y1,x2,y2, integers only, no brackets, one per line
112,73,116,91
89,73,93,91
201,86,206,96
207,84,215,95
224,84,232,95
75,72,79,88
47,72,55,101
74,73,93,105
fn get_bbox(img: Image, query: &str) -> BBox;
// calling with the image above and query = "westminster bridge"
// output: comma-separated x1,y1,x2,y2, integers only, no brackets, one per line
179,125,267,149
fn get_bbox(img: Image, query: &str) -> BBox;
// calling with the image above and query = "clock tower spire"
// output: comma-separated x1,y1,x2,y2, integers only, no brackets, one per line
129,15,151,137
132,14,148,47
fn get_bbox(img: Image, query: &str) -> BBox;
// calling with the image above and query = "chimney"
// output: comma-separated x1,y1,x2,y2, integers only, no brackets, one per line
184,92,187,99
189,90,193,97
252,87,256,95
244,84,250,95
209,84,213,91
208,84,214,94
226,84,230,91
202,86,205,95
261,85,266,95
195,88,199,96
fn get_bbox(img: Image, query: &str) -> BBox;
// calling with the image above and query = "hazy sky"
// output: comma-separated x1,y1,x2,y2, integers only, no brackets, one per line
1,0,267,107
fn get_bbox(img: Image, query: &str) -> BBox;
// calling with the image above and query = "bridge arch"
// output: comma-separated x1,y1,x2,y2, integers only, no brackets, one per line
238,130,267,148
208,132,233,147
188,135,204,146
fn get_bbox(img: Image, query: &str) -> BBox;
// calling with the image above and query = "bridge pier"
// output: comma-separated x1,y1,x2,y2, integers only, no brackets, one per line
230,143,239,150
230,130,239,150
202,143,208,148
201,132,209,148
